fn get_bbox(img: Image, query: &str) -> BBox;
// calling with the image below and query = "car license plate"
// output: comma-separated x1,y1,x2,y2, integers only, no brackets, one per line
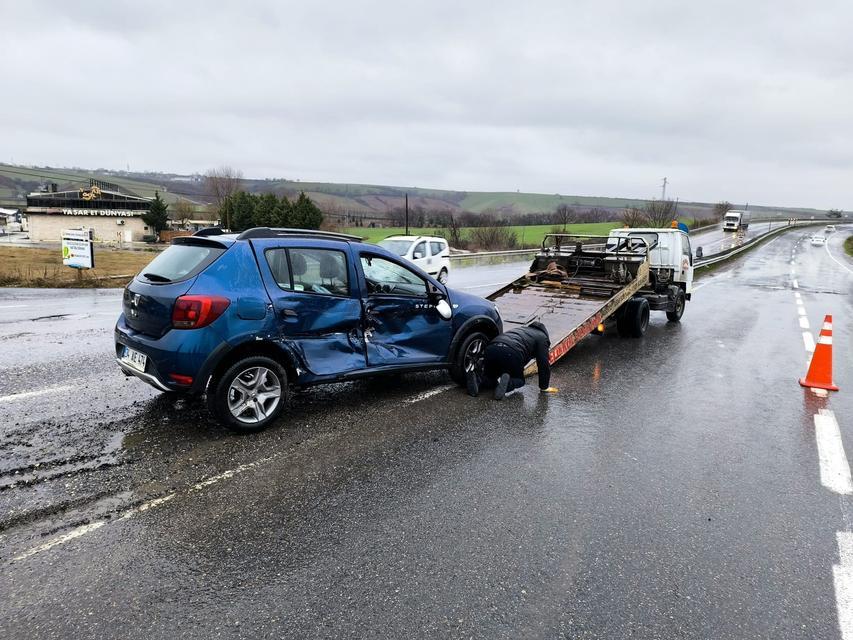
121,347,147,373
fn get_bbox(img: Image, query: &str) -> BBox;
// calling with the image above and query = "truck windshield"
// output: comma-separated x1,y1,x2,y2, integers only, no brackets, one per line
378,239,413,256
607,233,657,252
725,215,739,222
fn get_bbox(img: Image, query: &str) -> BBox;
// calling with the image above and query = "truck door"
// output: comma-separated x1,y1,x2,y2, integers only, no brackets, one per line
252,241,367,376
359,252,452,366
680,235,694,294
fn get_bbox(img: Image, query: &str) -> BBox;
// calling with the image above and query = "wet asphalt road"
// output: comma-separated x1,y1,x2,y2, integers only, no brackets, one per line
1,227,852,638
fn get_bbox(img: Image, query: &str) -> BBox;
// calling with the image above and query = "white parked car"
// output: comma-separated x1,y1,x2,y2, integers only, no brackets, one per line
811,234,826,246
378,235,451,283
825,225,837,233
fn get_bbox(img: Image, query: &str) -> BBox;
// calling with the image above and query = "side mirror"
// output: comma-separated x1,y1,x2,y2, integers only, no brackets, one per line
413,252,424,259
435,299,452,320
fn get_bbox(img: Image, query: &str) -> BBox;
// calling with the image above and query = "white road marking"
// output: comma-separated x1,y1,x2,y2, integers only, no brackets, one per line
834,531,853,639
798,307,807,317
13,521,106,561
826,241,853,275
0,385,75,403
404,384,455,404
814,410,853,495
799,317,810,329
793,280,799,289
803,331,816,353
795,292,802,301
0,304,27,309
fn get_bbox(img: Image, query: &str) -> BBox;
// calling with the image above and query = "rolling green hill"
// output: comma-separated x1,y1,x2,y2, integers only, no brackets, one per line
0,163,831,221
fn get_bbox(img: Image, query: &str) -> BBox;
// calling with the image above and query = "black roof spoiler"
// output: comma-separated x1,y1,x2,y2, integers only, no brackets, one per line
235,227,363,241
193,227,227,237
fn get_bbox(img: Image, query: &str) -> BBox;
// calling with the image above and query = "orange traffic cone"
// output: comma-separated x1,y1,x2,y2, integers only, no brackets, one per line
800,315,839,391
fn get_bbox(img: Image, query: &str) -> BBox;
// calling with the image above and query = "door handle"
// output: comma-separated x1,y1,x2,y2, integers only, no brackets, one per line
280,308,298,318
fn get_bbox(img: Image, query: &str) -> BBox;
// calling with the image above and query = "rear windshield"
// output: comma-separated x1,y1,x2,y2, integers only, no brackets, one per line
378,239,413,256
138,244,224,283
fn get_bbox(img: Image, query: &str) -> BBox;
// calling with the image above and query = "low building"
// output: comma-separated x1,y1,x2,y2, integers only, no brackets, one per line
26,180,154,243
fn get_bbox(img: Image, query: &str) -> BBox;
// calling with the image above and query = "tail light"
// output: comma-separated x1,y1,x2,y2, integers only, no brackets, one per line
172,295,230,329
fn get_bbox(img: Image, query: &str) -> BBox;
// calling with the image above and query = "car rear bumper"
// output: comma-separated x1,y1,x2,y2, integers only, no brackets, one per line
116,357,172,392
115,313,223,394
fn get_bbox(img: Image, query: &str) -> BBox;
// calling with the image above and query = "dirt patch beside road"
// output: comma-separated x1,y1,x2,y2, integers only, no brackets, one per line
0,246,155,287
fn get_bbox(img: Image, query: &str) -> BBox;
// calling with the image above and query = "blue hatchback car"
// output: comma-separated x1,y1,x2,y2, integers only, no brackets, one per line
115,227,502,432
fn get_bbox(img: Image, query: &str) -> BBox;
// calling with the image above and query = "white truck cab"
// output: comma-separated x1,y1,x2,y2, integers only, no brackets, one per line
608,227,694,321
378,235,451,283
723,210,750,232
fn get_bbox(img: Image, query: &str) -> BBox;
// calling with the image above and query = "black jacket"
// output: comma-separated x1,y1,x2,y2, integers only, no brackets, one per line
490,321,551,389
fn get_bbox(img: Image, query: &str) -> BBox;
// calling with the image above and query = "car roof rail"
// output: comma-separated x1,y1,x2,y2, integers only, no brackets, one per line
193,227,227,237
235,227,363,241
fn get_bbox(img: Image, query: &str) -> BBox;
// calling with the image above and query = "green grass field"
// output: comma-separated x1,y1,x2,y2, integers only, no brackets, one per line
845,234,853,257
343,222,621,248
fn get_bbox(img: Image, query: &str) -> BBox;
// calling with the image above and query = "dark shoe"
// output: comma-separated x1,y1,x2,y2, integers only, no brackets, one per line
494,373,510,400
466,370,479,397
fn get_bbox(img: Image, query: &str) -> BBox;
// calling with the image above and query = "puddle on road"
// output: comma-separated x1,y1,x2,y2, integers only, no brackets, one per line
31,313,91,322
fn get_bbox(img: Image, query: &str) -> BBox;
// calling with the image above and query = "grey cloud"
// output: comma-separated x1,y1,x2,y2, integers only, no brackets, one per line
2,0,851,208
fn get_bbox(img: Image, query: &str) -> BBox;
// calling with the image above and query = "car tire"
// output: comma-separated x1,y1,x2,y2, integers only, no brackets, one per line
449,331,488,385
616,297,650,338
666,290,686,322
437,268,449,284
207,356,288,433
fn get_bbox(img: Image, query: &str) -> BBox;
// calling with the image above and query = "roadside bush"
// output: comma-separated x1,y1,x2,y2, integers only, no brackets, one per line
470,226,518,251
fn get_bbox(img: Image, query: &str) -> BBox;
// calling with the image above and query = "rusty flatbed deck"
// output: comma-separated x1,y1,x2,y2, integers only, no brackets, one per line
487,253,649,375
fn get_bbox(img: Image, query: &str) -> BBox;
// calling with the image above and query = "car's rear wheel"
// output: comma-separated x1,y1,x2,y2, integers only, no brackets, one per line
437,268,449,284
449,330,488,385
208,356,288,433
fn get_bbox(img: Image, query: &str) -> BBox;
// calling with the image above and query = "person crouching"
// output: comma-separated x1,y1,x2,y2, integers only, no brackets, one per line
467,321,558,399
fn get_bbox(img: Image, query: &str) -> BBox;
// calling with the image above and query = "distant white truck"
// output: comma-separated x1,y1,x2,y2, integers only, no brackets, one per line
723,210,751,232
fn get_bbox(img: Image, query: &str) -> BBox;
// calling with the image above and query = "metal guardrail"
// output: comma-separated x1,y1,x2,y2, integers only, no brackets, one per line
694,220,823,268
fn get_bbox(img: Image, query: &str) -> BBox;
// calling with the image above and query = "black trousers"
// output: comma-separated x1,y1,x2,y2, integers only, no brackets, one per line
481,343,526,392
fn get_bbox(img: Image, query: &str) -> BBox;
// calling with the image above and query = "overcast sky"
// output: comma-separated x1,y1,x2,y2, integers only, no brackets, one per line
2,1,851,209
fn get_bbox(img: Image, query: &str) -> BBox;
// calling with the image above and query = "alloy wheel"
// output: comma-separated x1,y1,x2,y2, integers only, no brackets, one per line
227,366,282,424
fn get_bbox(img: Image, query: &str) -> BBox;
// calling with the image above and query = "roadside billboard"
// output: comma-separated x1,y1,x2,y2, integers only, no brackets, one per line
61,228,95,269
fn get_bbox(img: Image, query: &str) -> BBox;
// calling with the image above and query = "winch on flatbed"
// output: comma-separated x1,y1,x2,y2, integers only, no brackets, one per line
487,229,694,373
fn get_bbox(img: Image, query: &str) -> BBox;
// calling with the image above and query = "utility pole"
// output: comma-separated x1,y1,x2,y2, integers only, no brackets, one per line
405,193,409,235
661,177,668,201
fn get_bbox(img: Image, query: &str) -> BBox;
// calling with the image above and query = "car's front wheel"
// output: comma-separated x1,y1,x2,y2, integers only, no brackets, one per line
208,356,288,433
449,330,488,385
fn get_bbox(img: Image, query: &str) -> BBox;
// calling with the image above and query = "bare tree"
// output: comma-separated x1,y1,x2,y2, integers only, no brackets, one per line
644,199,677,228
620,207,648,228
713,201,733,220
443,214,464,248
173,199,195,228
554,204,577,231
205,166,243,227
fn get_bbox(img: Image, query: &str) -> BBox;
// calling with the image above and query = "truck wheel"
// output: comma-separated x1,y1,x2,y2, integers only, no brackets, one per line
449,331,488,385
617,298,650,338
207,356,288,433
437,268,449,284
666,290,686,322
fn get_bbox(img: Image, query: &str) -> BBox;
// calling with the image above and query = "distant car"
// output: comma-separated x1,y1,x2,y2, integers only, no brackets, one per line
825,225,837,233
827,211,843,219
811,235,826,246
115,228,501,432
378,235,451,283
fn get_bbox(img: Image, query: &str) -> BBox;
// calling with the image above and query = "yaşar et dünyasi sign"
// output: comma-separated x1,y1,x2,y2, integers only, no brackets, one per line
61,208,138,217
61,228,95,269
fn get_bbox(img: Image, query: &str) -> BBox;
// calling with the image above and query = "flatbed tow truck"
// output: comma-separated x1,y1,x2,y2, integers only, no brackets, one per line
486,230,693,375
